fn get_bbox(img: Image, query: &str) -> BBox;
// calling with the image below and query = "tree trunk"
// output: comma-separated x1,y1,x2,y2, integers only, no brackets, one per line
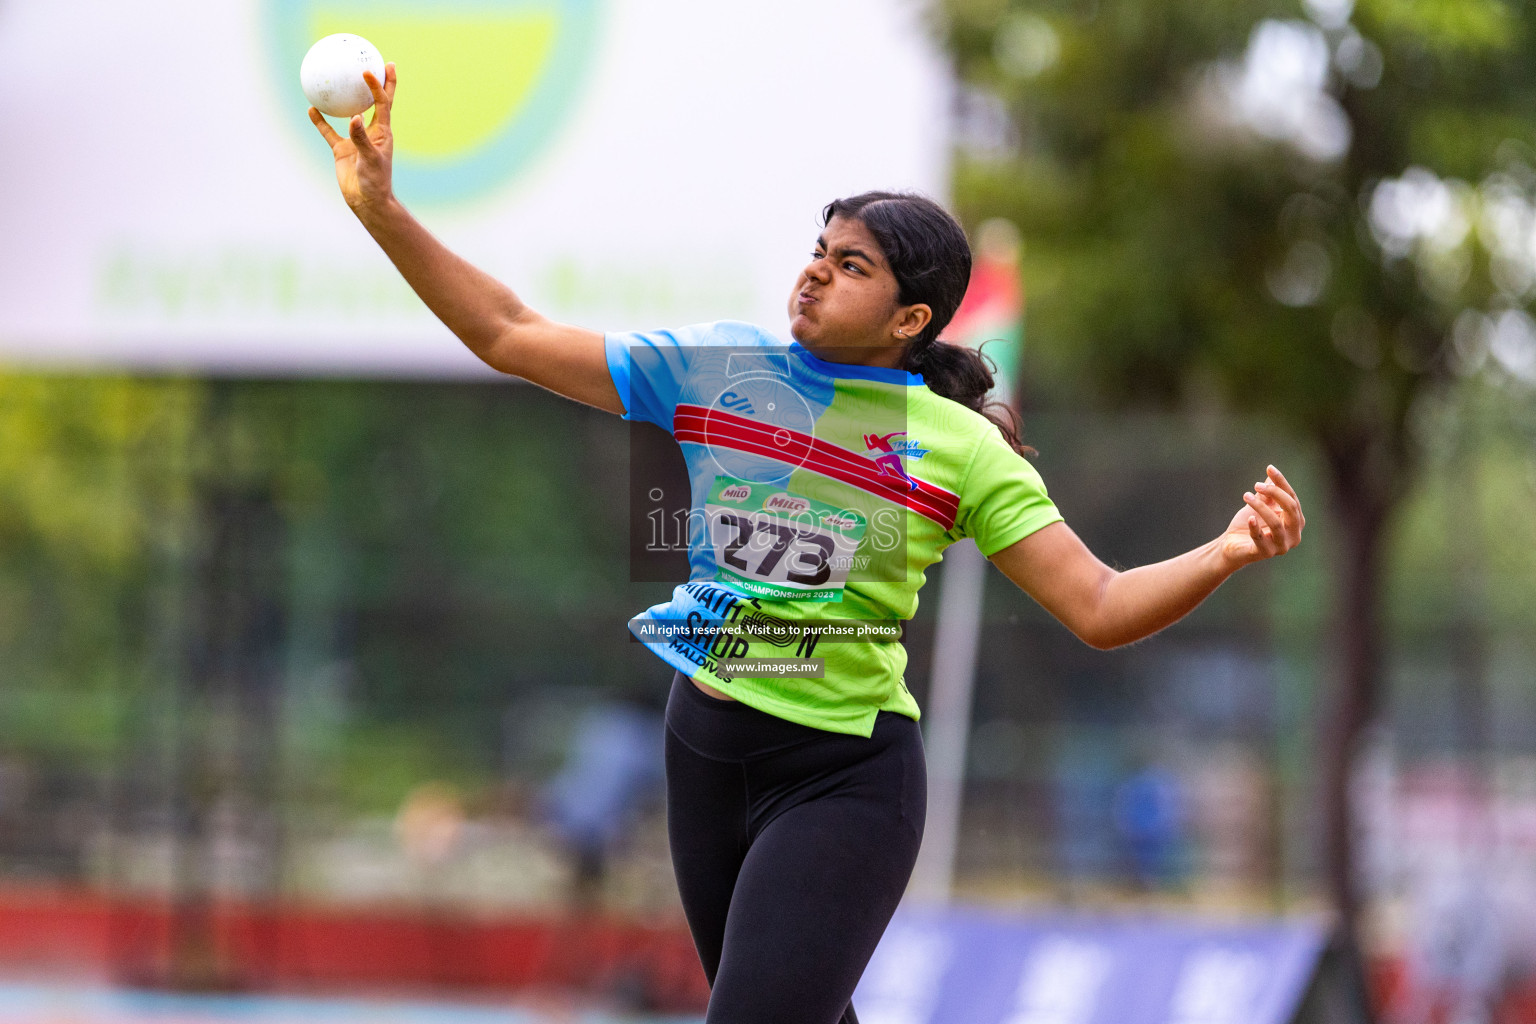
1321,440,1395,977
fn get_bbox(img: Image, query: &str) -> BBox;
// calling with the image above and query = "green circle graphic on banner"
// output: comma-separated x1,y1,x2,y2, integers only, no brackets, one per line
271,0,603,205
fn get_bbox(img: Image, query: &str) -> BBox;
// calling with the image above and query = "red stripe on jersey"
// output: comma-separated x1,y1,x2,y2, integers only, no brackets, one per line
673,404,959,530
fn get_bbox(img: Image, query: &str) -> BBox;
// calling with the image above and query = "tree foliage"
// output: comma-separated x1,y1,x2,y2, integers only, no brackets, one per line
944,0,1535,448
0,374,650,811
939,0,1536,942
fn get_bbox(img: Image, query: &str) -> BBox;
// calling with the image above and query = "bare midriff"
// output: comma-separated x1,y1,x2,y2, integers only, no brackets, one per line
692,678,737,701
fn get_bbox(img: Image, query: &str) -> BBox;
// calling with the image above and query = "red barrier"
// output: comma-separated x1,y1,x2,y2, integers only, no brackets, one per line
0,887,709,1013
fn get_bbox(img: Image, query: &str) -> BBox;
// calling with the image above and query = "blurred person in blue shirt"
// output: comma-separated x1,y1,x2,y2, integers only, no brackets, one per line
538,702,664,907
1113,762,1187,891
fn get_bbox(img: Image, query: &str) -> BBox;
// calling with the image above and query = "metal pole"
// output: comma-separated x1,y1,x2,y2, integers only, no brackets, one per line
906,538,987,904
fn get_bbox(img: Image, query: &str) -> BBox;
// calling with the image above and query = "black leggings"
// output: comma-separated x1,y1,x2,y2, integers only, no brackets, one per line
663,670,927,1024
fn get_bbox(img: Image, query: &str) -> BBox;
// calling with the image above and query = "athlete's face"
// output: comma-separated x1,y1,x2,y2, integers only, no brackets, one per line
788,216,932,369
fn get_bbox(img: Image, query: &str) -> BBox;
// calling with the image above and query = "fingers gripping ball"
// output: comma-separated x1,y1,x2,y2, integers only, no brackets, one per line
301,34,385,118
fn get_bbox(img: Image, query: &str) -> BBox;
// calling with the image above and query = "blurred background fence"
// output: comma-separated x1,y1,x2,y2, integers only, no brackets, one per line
2,373,1533,1017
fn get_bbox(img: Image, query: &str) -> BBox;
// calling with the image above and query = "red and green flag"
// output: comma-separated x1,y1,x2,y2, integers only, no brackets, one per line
946,222,1025,407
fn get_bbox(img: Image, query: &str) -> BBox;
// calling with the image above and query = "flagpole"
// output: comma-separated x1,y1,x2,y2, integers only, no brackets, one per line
907,537,989,903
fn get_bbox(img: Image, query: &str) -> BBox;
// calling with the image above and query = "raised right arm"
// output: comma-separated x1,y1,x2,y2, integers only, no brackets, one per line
310,63,623,415
352,194,623,413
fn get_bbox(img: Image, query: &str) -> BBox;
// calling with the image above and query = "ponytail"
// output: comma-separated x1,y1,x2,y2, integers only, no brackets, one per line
906,338,1034,457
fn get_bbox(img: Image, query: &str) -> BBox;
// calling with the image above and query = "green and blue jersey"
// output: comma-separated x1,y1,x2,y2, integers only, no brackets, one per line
606,321,1061,736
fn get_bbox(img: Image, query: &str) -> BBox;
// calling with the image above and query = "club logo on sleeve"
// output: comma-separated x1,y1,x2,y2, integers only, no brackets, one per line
270,0,603,205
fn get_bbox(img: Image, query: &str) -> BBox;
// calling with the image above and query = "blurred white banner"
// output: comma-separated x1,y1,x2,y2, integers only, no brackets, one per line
0,0,950,376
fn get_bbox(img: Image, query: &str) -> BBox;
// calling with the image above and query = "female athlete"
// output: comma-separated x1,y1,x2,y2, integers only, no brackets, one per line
309,66,1305,1024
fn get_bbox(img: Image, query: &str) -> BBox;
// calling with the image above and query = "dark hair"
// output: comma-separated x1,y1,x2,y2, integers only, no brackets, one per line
822,191,1031,456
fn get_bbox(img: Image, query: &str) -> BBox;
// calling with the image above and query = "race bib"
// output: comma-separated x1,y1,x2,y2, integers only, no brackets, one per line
705,475,867,601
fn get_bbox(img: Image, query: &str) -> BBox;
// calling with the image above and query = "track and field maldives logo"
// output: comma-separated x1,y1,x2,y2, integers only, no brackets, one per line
863,431,927,492
270,0,603,205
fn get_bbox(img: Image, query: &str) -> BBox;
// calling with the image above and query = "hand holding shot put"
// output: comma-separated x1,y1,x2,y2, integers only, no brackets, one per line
307,62,396,215
305,59,621,414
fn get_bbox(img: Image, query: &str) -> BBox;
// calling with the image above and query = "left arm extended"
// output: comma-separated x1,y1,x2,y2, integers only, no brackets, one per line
988,465,1305,650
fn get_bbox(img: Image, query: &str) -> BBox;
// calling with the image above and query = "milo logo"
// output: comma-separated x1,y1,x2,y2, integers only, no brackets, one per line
820,512,861,532
720,484,751,503
764,494,810,514
269,0,604,204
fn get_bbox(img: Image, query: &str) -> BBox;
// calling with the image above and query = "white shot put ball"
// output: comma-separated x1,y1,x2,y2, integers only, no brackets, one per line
300,33,385,118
